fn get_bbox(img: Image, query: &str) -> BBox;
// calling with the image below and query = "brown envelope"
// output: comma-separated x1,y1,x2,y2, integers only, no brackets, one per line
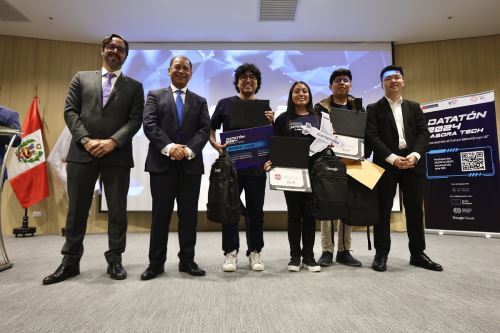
342,159,385,190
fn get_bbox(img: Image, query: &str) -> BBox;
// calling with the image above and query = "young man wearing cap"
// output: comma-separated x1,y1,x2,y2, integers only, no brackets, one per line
366,65,443,272
314,68,363,268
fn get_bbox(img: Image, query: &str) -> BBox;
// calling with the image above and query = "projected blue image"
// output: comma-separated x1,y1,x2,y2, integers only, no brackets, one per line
101,47,392,212
123,49,390,115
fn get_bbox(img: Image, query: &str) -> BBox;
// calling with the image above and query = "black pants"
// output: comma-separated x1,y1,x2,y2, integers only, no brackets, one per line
284,191,316,260
148,163,202,267
374,164,426,257
222,174,266,256
62,161,130,265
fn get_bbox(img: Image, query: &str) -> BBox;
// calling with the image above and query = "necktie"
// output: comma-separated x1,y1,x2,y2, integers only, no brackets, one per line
176,90,184,127
102,72,116,106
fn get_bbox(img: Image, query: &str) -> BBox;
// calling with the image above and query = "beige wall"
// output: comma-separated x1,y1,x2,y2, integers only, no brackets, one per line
1,34,499,235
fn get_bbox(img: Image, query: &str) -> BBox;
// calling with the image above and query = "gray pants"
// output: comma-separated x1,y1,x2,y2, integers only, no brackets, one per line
319,220,352,253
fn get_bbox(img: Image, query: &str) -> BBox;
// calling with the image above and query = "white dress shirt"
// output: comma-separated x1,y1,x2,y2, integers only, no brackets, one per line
384,96,421,165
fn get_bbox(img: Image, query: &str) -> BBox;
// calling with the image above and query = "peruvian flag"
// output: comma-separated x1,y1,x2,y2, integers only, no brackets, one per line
7,97,49,208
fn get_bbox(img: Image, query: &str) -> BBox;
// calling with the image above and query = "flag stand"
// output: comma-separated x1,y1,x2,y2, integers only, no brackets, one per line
1,128,21,271
13,208,36,237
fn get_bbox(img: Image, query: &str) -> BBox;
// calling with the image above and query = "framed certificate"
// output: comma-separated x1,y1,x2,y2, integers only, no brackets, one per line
269,167,312,192
331,135,365,160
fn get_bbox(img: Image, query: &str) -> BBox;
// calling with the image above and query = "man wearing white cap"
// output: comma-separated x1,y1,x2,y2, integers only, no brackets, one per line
366,65,443,272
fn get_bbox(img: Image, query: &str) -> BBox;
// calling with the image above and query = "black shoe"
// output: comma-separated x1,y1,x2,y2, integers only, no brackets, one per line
42,264,80,285
141,265,165,280
179,261,206,276
107,262,127,280
372,254,387,272
336,251,362,267
302,257,321,272
410,253,443,271
287,257,301,272
318,251,333,267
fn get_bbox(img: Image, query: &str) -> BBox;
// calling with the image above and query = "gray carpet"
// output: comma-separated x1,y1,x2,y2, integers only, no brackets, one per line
0,231,499,333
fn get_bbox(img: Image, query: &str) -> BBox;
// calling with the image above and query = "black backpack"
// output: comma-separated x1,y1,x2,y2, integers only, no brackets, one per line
206,154,240,224
343,175,380,250
310,149,348,220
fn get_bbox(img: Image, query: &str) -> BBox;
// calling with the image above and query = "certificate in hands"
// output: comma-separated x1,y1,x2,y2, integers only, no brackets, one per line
269,136,312,192
329,107,367,160
220,125,273,170
330,135,365,160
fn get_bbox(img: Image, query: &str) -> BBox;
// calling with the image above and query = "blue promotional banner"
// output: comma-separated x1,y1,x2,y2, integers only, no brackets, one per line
220,125,273,170
422,91,500,233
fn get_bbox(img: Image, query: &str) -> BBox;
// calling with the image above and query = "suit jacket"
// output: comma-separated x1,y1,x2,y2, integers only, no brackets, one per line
143,87,210,175
0,106,21,160
64,71,144,167
366,97,429,175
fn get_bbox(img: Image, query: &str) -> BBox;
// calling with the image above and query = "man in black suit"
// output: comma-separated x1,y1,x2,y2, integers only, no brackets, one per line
43,33,144,285
141,55,210,279
366,65,442,272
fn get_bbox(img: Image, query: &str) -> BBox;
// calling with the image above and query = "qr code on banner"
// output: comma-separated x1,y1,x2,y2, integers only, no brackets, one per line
460,151,486,172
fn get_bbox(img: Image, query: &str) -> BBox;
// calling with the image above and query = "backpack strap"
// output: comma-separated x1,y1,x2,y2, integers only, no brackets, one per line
367,226,372,251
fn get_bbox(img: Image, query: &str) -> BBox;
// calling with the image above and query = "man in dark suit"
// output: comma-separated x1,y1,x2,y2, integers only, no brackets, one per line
141,55,210,279
43,33,144,285
366,65,442,272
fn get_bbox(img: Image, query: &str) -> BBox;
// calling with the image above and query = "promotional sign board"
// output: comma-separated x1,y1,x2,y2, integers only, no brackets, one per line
422,91,500,233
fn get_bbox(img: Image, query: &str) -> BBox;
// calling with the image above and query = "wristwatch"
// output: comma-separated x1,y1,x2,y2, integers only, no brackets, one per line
80,136,90,145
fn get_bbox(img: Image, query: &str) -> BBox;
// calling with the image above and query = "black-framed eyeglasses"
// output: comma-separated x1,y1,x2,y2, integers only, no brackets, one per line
104,43,126,53
239,74,257,81
333,78,351,84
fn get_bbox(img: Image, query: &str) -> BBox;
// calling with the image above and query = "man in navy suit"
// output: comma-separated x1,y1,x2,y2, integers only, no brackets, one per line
43,33,144,285
141,55,210,279
366,65,442,272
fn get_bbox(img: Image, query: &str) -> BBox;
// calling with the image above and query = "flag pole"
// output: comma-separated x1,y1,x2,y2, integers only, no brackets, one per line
13,208,36,237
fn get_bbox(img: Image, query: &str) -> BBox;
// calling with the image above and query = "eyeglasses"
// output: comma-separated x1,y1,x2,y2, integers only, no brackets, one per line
239,74,257,81
104,44,126,53
333,78,351,84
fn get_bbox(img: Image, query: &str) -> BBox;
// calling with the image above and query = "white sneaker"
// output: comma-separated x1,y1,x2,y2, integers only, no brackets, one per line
223,250,238,272
249,251,265,271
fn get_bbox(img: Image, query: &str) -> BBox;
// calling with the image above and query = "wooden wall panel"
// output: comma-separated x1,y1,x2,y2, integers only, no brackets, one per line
1,34,499,236
0,35,101,236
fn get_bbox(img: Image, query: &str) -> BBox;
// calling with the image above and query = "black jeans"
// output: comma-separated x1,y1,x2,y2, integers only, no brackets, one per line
284,191,316,260
222,174,266,256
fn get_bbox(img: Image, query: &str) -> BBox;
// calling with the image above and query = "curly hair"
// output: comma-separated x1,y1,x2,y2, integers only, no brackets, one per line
233,63,262,94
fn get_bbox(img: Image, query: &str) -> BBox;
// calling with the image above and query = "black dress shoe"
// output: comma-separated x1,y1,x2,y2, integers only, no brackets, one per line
42,264,80,285
107,262,127,280
410,253,443,271
179,261,205,276
318,251,334,267
372,254,387,272
336,251,362,267
141,265,165,280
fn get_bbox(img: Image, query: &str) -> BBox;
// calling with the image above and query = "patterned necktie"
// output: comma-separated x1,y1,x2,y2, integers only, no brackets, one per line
102,72,116,106
176,90,184,127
